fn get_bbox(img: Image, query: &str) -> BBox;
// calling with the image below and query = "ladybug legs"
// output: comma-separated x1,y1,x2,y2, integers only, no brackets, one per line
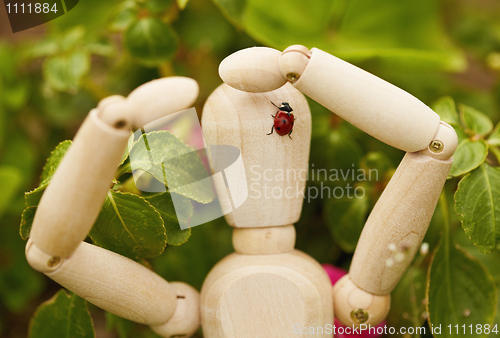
287,116,295,139
268,112,276,135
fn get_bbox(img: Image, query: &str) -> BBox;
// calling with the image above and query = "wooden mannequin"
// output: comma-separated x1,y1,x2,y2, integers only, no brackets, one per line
25,45,457,337
200,81,334,337
218,45,457,329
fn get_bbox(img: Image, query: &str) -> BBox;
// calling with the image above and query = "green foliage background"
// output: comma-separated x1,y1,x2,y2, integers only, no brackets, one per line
1,0,500,337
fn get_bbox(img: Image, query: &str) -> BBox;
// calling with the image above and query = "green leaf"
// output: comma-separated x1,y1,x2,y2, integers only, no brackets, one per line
111,7,138,31
218,0,465,72
176,0,190,10
459,104,493,136
146,0,174,13
60,26,86,52
29,290,95,338
453,231,500,284
110,3,138,32
212,0,247,24
22,37,59,58
332,0,465,71
43,51,91,92
0,166,23,218
488,123,500,146
25,140,72,208
25,184,48,208
85,38,115,57
20,206,37,240
386,267,426,335
124,18,178,66
128,131,214,203
432,96,460,126
89,191,166,260
455,164,500,253
325,194,368,253
427,240,497,338
243,0,335,48
145,192,192,246
448,139,488,177
454,124,469,144
41,140,72,184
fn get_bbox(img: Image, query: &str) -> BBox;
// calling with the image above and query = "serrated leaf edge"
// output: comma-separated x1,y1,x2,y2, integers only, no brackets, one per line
20,205,37,240
449,139,489,178
40,140,72,182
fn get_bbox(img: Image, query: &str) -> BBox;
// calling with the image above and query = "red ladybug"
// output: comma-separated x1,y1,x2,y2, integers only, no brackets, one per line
267,101,295,139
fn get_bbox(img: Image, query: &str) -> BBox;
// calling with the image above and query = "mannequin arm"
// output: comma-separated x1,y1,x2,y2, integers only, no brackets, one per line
274,45,460,325
280,46,459,326
219,45,459,327
28,77,199,262
25,77,201,337
219,45,452,154
279,46,441,152
333,142,454,326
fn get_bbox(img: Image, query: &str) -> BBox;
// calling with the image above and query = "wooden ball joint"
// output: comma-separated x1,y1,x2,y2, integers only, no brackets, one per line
25,45,457,338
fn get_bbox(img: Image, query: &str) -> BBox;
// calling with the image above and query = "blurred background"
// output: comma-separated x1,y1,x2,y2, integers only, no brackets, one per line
0,0,500,337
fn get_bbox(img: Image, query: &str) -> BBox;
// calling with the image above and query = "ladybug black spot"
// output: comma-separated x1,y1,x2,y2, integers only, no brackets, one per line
283,120,286,123
277,127,281,130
